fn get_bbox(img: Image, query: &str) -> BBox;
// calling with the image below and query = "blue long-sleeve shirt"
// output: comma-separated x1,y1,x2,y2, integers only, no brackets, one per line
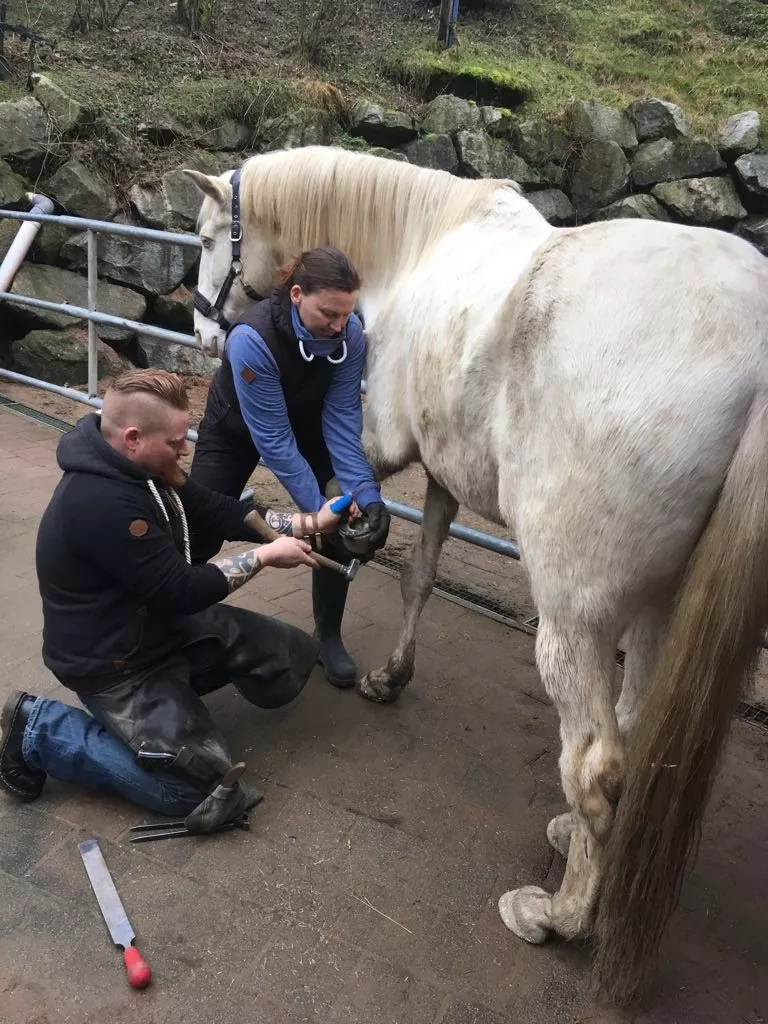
227,310,381,513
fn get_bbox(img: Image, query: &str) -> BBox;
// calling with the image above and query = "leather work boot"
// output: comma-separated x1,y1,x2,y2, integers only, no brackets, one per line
0,690,46,801
312,567,357,688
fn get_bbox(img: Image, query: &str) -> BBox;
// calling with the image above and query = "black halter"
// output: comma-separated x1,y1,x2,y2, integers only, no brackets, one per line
193,166,264,333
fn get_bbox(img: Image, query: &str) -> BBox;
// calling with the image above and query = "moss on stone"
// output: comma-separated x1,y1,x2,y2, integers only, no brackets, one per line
388,46,532,109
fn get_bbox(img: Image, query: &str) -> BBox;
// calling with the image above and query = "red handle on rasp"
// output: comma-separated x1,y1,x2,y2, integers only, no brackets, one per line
123,944,152,989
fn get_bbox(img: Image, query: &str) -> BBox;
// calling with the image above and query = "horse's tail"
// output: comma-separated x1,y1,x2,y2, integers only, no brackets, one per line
592,394,768,1005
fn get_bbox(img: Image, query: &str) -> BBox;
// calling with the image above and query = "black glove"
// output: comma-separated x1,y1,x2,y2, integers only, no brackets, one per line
363,500,390,552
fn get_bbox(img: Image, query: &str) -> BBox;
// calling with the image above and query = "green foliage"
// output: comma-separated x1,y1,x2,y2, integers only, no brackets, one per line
709,0,768,41
613,13,689,54
161,78,297,131
375,0,768,135
387,45,533,107
2,0,767,160
46,68,309,140
335,133,369,151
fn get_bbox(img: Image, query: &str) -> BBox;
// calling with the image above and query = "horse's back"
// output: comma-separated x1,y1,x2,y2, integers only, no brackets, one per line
502,218,768,618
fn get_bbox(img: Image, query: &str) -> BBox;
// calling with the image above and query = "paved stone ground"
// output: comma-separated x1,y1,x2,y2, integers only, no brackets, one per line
0,405,765,1024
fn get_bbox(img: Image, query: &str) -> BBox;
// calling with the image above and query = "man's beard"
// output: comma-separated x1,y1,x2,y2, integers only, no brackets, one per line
163,463,188,489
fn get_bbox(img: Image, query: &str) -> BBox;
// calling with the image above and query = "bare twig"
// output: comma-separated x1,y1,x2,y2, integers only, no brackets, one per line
350,893,413,934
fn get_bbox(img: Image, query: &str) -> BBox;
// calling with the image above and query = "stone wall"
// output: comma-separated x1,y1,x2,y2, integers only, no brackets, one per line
345,95,766,244
0,77,766,387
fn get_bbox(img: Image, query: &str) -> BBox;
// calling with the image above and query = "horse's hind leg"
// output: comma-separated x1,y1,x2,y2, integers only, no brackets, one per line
615,601,670,736
499,615,623,942
357,475,458,703
544,601,670,862
546,811,574,859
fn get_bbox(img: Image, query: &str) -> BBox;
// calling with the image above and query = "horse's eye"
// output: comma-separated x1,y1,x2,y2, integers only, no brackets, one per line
200,236,214,250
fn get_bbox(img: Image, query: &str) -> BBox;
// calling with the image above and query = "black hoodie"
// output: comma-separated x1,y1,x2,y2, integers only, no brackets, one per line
35,413,267,692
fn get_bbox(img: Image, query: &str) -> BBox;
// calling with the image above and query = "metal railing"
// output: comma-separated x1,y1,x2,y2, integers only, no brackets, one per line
0,206,520,559
4,206,768,672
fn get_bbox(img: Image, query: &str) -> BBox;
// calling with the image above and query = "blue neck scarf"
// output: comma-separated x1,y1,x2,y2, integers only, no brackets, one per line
291,305,348,362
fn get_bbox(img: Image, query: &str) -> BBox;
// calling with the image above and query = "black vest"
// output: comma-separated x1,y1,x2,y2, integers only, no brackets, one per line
211,289,344,442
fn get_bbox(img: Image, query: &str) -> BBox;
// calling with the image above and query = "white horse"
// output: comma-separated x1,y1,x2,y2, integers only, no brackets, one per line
184,146,768,1005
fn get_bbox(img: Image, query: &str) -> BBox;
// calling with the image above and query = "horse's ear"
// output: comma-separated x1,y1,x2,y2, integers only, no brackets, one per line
183,170,231,206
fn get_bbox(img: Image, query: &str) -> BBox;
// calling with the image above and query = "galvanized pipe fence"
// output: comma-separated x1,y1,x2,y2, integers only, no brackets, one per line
4,205,768,693
0,207,520,560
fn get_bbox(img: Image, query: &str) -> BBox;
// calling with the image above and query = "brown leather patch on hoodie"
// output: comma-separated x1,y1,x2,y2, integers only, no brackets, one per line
129,519,149,538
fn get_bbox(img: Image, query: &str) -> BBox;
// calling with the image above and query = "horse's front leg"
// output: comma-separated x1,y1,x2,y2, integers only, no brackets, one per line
357,475,458,703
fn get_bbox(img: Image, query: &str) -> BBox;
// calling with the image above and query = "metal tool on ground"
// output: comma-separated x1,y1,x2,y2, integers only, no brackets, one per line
129,810,251,842
246,506,361,581
78,839,152,990
131,761,259,840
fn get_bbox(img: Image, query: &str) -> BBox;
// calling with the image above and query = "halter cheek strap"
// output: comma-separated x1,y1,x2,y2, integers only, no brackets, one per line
193,166,264,333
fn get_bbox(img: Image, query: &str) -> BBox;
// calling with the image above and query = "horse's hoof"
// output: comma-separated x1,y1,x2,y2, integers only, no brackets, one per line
546,812,574,859
356,668,402,703
498,886,552,944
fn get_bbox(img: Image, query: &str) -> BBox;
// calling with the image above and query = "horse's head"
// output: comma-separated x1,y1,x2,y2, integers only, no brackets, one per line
184,168,277,357
184,148,508,356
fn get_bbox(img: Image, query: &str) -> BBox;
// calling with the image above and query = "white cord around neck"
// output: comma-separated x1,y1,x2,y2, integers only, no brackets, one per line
147,480,190,564
298,338,348,364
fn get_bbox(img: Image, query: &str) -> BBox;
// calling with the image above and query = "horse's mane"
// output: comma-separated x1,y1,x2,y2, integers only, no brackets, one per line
238,145,508,283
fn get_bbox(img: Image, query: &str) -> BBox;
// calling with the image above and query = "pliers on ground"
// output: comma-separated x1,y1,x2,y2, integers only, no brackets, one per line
128,812,251,842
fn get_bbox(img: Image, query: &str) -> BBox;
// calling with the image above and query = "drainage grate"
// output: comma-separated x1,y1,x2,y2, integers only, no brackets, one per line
498,620,766,728
0,394,75,433
737,701,768,728
375,556,766,732
373,549,537,633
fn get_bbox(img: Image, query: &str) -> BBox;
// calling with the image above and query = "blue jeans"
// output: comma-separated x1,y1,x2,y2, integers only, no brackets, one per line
20,604,318,817
23,696,205,816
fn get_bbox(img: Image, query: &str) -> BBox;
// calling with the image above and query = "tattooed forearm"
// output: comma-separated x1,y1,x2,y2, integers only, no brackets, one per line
213,549,263,594
265,509,295,536
244,507,296,542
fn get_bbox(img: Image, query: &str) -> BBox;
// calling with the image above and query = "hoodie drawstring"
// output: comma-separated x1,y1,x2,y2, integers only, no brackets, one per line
147,481,191,564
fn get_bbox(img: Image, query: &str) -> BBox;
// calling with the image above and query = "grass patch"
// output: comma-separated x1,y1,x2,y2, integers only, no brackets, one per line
34,68,336,140
386,43,533,107
708,0,768,42
371,0,768,138
335,132,370,151
1,0,766,159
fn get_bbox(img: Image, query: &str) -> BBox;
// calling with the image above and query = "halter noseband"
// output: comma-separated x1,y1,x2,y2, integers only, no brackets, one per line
193,166,263,333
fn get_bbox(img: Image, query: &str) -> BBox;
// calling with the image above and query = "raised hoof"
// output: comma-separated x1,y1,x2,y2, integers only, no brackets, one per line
356,668,403,704
546,812,574,859
498,886,552,945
